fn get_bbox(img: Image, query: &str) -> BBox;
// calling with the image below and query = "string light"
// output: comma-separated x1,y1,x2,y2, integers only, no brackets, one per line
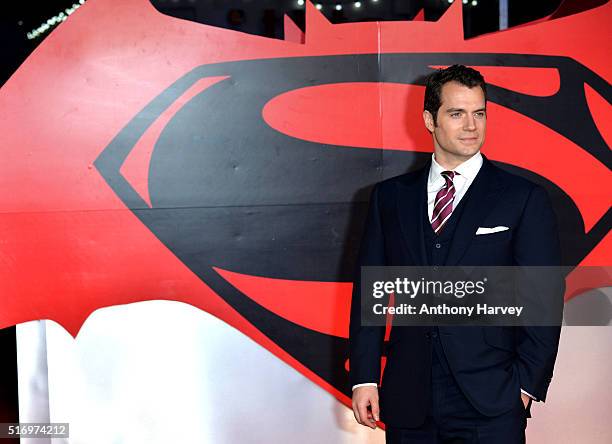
335,4,343,11
297,0,304,6
471,0,478,5
27,0,86,40
316,3,323,9
355,1,362,7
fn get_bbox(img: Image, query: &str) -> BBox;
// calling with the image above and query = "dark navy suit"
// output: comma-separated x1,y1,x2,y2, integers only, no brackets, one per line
349,156,563,440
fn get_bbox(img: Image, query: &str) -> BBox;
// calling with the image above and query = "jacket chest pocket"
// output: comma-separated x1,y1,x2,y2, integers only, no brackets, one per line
472,229,512,245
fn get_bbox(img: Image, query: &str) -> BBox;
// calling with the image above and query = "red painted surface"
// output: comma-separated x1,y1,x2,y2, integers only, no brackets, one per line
0,0,609,412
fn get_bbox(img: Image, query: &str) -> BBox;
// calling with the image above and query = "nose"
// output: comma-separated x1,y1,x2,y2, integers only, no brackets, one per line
464,115,476,131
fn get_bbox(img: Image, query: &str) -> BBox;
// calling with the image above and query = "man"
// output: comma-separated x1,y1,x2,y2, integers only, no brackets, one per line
349,65,562,443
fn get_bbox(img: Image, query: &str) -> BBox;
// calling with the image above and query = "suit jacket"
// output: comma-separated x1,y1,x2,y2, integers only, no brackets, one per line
348,156,563,428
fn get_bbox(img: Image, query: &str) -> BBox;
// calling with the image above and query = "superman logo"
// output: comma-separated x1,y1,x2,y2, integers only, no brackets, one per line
1,0,610,408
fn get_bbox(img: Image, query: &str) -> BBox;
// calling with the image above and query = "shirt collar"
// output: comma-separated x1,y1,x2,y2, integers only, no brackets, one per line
428,151,483,185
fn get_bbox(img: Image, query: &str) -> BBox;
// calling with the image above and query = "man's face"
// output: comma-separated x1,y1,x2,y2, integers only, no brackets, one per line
423,81,486,167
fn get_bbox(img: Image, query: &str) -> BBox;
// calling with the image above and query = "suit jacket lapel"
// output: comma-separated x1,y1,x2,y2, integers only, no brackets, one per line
445,156,506,265
396,164,429,266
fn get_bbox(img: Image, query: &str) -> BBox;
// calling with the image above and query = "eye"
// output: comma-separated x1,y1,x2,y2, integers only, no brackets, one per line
474,111,486,118
450,112,462,118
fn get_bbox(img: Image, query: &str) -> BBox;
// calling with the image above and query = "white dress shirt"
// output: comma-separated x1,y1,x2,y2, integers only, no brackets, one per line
352,152,536,401
427,152,483,221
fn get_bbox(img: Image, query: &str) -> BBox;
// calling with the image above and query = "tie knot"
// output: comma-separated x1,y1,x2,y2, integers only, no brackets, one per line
441,170,456,181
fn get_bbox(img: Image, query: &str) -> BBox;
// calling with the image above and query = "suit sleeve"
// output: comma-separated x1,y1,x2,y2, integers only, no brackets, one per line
512,185,564,402
348,184,387,388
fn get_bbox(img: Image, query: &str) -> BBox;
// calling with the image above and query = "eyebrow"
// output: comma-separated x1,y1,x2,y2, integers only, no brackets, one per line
445,107,487,113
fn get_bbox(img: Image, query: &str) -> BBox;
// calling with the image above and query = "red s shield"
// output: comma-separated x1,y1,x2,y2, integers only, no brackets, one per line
0,0,610,407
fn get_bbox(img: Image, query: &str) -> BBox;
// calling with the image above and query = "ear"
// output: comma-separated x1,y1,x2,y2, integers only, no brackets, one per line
423,110,435,133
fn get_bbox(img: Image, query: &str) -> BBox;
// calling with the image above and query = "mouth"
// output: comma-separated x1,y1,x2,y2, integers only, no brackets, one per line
459,137,479,144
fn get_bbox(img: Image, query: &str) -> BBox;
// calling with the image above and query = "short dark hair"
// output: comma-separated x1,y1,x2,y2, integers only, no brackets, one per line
424,64,487,125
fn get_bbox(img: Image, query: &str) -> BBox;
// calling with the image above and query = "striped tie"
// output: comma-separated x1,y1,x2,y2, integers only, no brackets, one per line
431,171,458,234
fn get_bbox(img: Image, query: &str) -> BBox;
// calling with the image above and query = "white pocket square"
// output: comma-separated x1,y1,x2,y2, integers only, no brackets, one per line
476,226,509,235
